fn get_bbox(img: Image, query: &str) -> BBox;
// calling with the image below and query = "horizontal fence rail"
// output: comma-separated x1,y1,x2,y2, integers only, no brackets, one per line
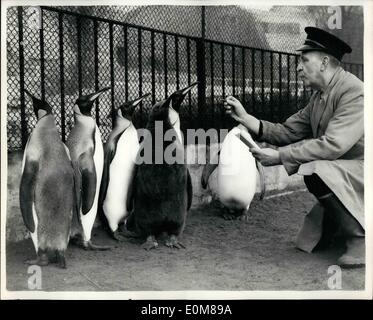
7,6,364,150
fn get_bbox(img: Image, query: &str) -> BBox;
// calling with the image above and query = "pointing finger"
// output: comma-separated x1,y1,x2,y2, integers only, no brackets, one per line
249,147,261,154
225,97,235,104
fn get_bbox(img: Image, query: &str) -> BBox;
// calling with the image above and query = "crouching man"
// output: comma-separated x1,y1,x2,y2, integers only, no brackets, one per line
225,27,364,268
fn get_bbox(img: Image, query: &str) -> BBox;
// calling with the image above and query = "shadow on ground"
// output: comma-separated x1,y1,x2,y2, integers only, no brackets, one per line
6,191,365,291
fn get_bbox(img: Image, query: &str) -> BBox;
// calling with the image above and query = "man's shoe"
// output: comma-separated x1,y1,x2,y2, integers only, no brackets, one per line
337,237,365,268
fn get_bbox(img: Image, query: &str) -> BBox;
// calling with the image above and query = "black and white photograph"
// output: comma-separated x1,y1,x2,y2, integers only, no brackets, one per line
1,0,372,300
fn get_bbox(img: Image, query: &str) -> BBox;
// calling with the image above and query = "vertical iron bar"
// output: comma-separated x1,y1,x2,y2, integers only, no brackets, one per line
109,23,115,128
151,31,155,105
77,16,82,96
201,6,206,39
196,38,206,129
39,9,45,100
232,46,235,96
124,25,128,101
93,20,99,126
295,55,298,110
187,38,192,116
210,42,214,127
241,47,245,108
138,28,142,97
221,44,225,128
58,12,66,141
18,7,28,148
200,6,206,129
279,53,282,121
221,45,225,98
163,34,168,98
175,36,179,90
287,54,290,114
251,49,255,114
261,50,264,119
270,52,273,122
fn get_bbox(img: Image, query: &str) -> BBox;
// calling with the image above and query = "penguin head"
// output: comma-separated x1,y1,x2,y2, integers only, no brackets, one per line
168,82,198,126
117,93,151,120
24,89,52,119
170,82,199,113
75,87,111,116
148,96,173,123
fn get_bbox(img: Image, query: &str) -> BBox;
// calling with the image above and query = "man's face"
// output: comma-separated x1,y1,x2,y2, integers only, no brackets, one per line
297,51,324,90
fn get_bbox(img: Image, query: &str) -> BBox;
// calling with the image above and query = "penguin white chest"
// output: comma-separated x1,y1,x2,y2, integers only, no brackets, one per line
80,125,104,241
217,127,257,209
103,126,139,230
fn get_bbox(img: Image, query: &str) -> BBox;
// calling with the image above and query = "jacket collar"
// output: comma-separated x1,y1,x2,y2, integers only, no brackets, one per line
319,66,344,100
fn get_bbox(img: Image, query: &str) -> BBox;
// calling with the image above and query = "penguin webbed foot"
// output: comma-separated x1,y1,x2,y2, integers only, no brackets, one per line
55,250,67,269
141,235,158,251
237,209,251,221
70,236,112,250
111,228,139,242
222,213,237,220
83,241,112,251
70,235,84,247
116,223,141,240
25,251,49,267
47,251,67,269
111,229,127,242
222,208,239,220
165,235,185,249
222,208,251,221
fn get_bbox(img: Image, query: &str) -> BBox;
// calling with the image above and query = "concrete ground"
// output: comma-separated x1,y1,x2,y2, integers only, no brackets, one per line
5,190,365,292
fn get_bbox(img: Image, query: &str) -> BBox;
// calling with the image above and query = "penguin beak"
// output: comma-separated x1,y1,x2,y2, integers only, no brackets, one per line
180,81,199,96
171,81,198,112
23,89,52,117
152,96,172,111
113,93,151,119
24,89,34,99
132,93,151,107
87,86,111,103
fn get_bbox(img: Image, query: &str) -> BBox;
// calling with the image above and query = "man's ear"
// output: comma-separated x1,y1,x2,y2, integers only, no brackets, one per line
320,55,329,71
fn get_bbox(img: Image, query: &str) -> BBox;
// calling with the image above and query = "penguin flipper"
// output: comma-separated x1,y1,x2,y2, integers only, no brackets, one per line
98,145,115,207
187,168,193,211
78,152,97,215
71,161,82,224
126,165,137,213
20,158,39,233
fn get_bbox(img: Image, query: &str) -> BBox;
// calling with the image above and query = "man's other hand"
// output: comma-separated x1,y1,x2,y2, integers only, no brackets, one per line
249,147,281,166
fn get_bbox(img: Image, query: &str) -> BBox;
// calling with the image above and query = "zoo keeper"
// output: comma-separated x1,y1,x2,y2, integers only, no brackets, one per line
224,27,364,268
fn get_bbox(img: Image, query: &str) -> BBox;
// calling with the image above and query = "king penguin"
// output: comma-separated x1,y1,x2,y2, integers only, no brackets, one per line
126,83,198,250
131,81,198,139
99,93,150,241
20,90,75,268
201,124,265,220
66,87,111,250
168,81,199,143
